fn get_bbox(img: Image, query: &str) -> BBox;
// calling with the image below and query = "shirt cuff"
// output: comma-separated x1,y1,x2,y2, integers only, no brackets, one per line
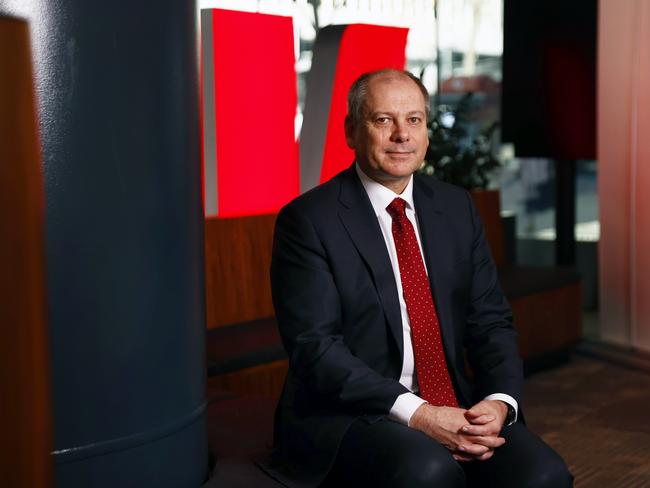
389,392,428,426
484,393,519,424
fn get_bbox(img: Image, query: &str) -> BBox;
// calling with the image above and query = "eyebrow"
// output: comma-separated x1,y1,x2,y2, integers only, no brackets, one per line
368,110,426,117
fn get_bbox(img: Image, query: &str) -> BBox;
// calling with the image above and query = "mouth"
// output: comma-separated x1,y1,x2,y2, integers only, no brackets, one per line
385,150,415,158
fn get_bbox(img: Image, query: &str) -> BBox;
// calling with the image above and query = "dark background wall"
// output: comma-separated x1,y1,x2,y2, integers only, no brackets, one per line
502,0,597,160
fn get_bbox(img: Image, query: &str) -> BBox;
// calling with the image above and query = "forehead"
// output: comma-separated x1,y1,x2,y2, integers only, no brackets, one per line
363,75,426,113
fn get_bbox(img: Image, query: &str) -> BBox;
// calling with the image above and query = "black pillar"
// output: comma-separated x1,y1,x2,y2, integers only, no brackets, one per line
0,1,208,486
555,159,577,266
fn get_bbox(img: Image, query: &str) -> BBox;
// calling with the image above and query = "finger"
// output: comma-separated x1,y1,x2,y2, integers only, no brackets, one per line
452,453,476,462
457,442,490,457
465,404,489,416
461,435,506,449
464,408,481,418
476,450,495,462
447,440,481,462
466,413,495,425
461,423,501,437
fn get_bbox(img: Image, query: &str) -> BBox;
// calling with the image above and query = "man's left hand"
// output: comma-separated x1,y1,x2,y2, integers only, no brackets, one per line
447,400,508,462
462,400,508,438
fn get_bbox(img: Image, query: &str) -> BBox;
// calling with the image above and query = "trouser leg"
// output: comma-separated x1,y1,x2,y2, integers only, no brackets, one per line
323,417,571,488
323,417,465,488
463,422,573,488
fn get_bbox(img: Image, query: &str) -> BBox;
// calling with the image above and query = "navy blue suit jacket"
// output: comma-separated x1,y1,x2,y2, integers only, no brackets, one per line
266,166,523,487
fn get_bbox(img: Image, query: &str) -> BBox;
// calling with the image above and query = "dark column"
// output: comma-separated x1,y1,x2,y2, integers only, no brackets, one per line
0,1,208,486
555,159,577,266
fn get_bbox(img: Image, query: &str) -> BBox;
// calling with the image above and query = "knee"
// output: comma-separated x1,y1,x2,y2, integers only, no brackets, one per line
526,456,573,488
391,453,465,488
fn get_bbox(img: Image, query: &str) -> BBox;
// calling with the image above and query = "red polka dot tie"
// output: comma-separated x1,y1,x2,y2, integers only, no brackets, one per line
386,197,458,407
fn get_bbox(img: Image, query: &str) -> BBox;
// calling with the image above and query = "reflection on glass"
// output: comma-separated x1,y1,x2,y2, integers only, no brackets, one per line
498,158,556,240
498,158,599,243
576,160,599,242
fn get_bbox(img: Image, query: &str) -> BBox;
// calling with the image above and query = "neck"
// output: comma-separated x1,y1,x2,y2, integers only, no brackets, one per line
379,178,409,194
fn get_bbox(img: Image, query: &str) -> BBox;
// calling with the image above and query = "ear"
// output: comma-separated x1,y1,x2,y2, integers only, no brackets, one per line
344,116,356,149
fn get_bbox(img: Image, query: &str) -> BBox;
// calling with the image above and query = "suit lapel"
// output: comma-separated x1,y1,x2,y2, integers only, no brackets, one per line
337,168,404,358
412,176,458,366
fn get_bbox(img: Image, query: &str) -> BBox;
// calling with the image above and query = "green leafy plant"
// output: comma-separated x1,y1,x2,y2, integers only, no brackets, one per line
420,93,500,190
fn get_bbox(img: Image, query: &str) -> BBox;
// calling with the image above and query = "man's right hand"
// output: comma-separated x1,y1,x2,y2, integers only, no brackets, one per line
409,403,505,462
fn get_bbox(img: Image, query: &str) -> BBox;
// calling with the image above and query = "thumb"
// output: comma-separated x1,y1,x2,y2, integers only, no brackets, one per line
465,408,494,424
465,407,481,418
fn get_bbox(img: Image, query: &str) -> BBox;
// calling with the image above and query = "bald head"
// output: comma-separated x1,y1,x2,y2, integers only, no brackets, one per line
346,69,430,127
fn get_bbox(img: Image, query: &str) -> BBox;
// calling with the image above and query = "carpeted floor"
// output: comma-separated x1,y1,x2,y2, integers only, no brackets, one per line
524,356,650,487
204,355,650,487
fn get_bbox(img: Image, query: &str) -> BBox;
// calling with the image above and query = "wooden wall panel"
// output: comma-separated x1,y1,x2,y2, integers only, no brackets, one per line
0,17,52,488
204,214,277,328
510,283,582,359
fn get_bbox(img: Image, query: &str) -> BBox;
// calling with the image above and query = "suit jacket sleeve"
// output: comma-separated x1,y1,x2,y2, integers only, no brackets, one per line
271,202,408,415
462,190,523,403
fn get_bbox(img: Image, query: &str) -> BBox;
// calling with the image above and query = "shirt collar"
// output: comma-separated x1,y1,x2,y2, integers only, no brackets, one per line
355,163,415,216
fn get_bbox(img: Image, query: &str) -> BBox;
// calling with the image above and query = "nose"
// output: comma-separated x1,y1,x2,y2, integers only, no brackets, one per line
391,120,410,143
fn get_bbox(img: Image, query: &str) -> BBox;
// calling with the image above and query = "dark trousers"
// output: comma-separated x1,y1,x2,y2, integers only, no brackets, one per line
323,418,573,487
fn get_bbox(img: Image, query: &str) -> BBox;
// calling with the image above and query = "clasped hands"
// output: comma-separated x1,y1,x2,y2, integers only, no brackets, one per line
410,400,508,462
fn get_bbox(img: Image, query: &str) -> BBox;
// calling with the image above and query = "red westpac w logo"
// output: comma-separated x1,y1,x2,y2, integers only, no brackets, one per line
201,9,408,217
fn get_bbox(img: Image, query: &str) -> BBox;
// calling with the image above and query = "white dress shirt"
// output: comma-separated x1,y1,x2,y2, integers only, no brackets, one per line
355,164,518,426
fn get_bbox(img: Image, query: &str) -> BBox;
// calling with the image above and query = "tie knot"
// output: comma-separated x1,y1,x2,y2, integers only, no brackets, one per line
386,197,407,219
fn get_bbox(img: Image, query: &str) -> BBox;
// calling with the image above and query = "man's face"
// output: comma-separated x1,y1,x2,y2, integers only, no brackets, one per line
345,74,429,193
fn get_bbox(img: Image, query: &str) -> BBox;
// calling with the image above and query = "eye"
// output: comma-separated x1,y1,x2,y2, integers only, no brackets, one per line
408,116,422,124
375,116,391,125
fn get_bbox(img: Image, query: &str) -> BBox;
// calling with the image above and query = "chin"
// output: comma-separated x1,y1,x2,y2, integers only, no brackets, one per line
384,162,419,177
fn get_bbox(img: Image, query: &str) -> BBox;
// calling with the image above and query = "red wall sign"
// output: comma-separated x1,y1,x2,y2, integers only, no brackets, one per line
201,9,408,217
318,24,409,185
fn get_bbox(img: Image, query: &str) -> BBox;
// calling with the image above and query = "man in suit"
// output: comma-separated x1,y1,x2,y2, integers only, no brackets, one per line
267,69,572,487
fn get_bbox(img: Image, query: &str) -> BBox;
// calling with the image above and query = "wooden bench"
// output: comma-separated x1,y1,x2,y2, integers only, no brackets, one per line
203,214,287,400
471,190,582,372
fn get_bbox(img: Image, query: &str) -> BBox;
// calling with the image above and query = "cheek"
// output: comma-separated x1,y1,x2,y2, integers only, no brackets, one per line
369,132,386,150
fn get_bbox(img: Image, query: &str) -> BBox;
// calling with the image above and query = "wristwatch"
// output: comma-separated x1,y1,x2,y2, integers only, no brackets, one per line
503,402,516,426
